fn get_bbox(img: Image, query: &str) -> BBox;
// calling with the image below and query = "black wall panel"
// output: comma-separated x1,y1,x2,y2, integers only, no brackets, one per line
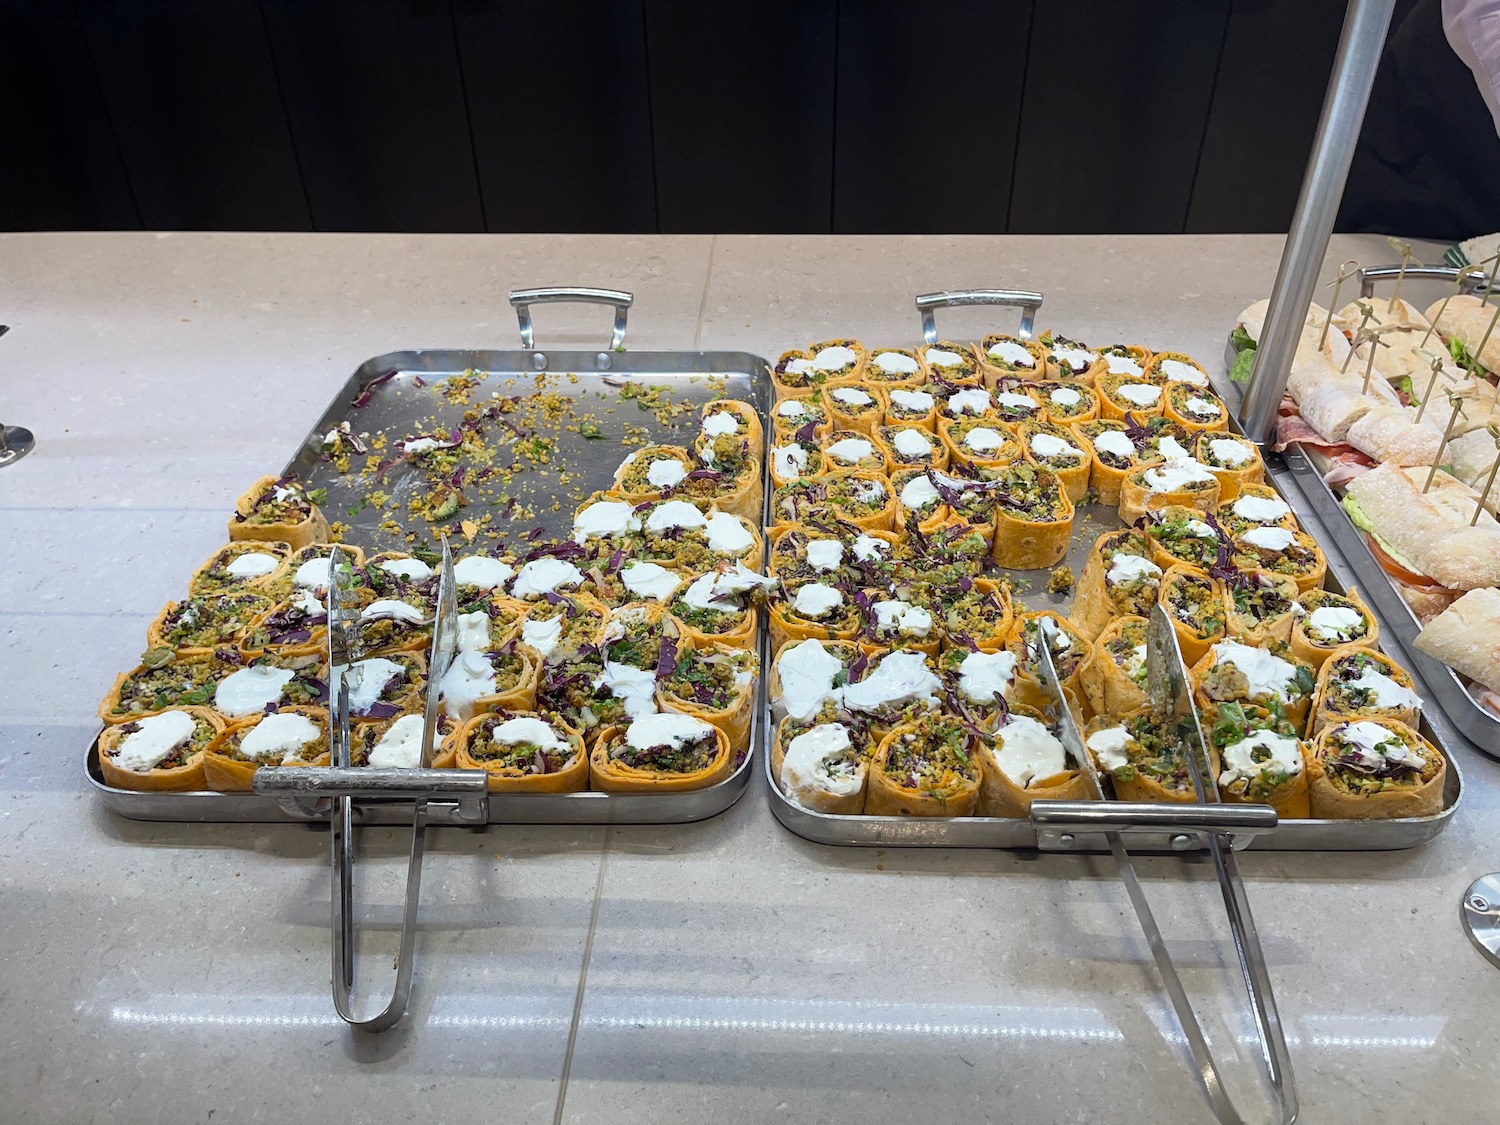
1008,0,1232,234
833,0,1031,234
0,2,138,230
262,0,482,233
643,0,837,233
76,0,310,230
454,0,655,233
1186,0,1346,233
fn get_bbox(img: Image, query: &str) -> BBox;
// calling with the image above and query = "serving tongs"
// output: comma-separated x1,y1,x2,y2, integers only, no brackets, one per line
254,540,489,1031
1026,608,1297,1125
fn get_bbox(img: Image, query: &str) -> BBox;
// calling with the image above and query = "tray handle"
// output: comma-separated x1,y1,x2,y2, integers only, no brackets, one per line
1357,264,1489,299
509,286,633,350
914,289,1044,345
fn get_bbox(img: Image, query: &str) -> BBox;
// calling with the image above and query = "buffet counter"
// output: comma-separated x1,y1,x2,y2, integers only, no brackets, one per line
3,231,1497,1124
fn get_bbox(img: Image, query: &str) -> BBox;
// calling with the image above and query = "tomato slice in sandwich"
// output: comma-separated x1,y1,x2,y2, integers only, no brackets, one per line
1364,532,1443,590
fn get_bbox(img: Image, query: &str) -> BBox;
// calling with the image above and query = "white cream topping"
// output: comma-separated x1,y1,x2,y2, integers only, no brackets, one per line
831,387,874,407
521,615,564,658
793,583,844,619
1104,354,1143,376
1116,383,1163,407
1336,720,1425,769
947,388,994,416
1220,730,1303,788
347,657,406,712
490,715,569,753
621,561,682,601
964,427,1008,454
784,357,815,376
777,399,809,418
378,557,432,582
646,459,687,488
995,392,1038,412
888,389,936,413
872,600,933,638
239,712,321,763
292,556,338,589
1029,432,1084,460
841,651,941,713
1161,359,1208,385
1230,495,1291,524
987,340,1036,366
925,348,966,368
626,711,713,751
873,350,920,374
453,555,514,589
813,345,858,372
1306,605,1364,641
851,534,887,562
1048,386,1083,407
892,429,934,458
438,650,498,720
360,598,426,625
775,639,844,722
1207,438,1254,467
773,444,809,479
1142,457,1216,492
644,500,707,532
1347,665,1421,710
827,437,876,464
225,552,279,579
781,724,861,798
1107,553,1163,585
596,661,659,719
1087,726,1132,772
367,713,426,769
1242,526,1296,552
1183,396,1221,418
214,665,294,717
702,411,739,437
805,538,844,572
992,715,1068,788
112,711,197,772
402,437,447,455
572,500,640,543
455,611,491,653
956,649,1019,704
1156,436,1191,460
900,474,941,510
1092,430,1137,459
1053,345,1097,369
1185,518,1217,538
1210,640,1299,700
510,558,584,598
704,512,755,554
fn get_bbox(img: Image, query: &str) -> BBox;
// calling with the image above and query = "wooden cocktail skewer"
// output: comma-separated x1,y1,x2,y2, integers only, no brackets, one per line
1341,301,1381,374
1386,237,1421,313
1424,387,1471,493
1321,259,1361,350
1471,424,1500,525
1482,249,1500,309
1421,266,1485,347
1358,327,1396,395
1413,348,1447,422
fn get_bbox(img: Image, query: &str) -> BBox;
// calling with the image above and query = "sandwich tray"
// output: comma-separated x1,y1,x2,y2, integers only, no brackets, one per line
89,340,772,824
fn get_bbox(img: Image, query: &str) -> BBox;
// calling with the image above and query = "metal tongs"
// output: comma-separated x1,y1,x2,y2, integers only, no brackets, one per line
1028,607,1298,1125
255,540,489,1031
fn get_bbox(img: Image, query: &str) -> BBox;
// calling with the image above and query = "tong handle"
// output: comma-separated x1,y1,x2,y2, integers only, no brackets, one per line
1029,801,1277,836
509,286,633,350
914,288,1043,345
1358,264,1489,299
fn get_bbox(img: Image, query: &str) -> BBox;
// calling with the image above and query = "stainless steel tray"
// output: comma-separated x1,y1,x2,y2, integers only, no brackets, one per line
93,327,773,824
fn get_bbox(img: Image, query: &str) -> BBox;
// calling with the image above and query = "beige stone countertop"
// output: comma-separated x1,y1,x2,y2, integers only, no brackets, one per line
2,231,1496,1125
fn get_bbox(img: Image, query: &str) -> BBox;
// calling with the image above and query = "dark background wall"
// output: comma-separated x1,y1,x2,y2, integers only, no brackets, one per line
0,0,1455,236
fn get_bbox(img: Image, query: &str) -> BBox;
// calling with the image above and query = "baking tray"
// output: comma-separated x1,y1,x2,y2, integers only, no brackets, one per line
90,343,773,824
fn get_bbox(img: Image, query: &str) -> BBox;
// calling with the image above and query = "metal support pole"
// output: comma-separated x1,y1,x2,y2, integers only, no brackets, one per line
1238,0,1398,446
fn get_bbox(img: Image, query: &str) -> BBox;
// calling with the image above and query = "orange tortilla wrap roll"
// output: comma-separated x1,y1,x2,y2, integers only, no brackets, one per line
1016,420,1091,502
1083,710,1218,804
589,712,734,793
769,435,825,488
1005,611,1089,713
680,446,761,523
1216,484,1299,538
1290,588,1379,669
920,340,984,386
1192,432,1264,501
202,705,331,792
977,333,1048,385
147,591,276,661
771,470,896,533
611,444,695,503
770,638,862,724
774,717,869,814
881,386,940,432
1098,344,1153,376
238,589,348,661
866,713,982,817
924,575,1014,653
822,429,893,476
1203,702,1310,818
99,650,226,725
855,590,941,659
807,338,870,384
1080,615,1151,717
985,379,1045,427
875,424,948,473
1308,719,1445,819
1036,381,1101,425
1231,527,1326,594
507,591,607,664
436,640,540,722
769,579,861,655
1223,569,1300,647
1118,459,1221,527
347,713,447,767
344,652,426,722
891,468,951,535
98,706,227,792
1097,371,1166,420
698,399,764,455
356,589,433,656
1039,334,1107,384
862,346,928,389
656,640,759,756
1191,639,1316,735
771,392,833,440
454,709,588,792
1158,564,1227,667
228,475,329,551
189,541,293,597
1137,506,1228,578
1163,383,1230,433
989,463,1074,570
976,704,1093,817
1071,418,1162,506
668,565,769,651
1071,529,1162,641
840,648,945,743
1311,646,1423,736
823,381,884,436
1143,350,1210,388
